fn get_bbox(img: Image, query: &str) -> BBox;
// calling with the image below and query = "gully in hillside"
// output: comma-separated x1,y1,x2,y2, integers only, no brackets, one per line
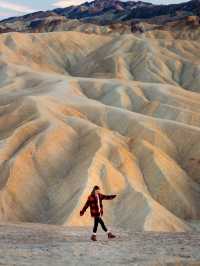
80,185,117,241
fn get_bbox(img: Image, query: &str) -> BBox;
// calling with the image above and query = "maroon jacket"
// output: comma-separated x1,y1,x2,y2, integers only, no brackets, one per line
80,193,116,217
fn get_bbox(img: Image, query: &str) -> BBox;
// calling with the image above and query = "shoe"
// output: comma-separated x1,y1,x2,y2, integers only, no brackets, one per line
108,232,116,239
91,234,97,241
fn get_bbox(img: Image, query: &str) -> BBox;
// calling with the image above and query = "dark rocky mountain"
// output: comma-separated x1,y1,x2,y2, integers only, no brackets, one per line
53,0,200,24
0,0,199,34
53,0,153,23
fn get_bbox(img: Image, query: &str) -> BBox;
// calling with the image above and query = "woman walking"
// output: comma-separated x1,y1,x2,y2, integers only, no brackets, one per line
80,185,117,241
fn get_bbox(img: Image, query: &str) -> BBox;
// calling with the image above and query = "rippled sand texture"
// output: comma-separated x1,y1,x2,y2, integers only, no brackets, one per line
0,31,199,232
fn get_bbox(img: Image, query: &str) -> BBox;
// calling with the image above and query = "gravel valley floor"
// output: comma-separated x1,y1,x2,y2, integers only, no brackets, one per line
0,223,200,266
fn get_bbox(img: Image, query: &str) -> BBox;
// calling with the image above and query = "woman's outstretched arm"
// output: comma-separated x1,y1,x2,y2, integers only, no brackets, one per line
101,194,117,200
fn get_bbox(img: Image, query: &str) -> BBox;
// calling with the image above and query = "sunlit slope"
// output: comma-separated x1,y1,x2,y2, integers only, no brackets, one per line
0,31,199,232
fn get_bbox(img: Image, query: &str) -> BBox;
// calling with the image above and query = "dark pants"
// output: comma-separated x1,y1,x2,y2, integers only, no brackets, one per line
93,216,108,233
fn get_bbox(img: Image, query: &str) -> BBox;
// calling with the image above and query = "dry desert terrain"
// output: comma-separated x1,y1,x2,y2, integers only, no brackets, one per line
0,29,200,234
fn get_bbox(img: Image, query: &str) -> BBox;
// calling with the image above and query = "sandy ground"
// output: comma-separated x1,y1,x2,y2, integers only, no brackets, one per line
0,223,199,266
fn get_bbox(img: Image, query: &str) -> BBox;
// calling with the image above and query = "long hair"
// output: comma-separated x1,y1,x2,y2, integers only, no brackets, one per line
91,185,100,195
